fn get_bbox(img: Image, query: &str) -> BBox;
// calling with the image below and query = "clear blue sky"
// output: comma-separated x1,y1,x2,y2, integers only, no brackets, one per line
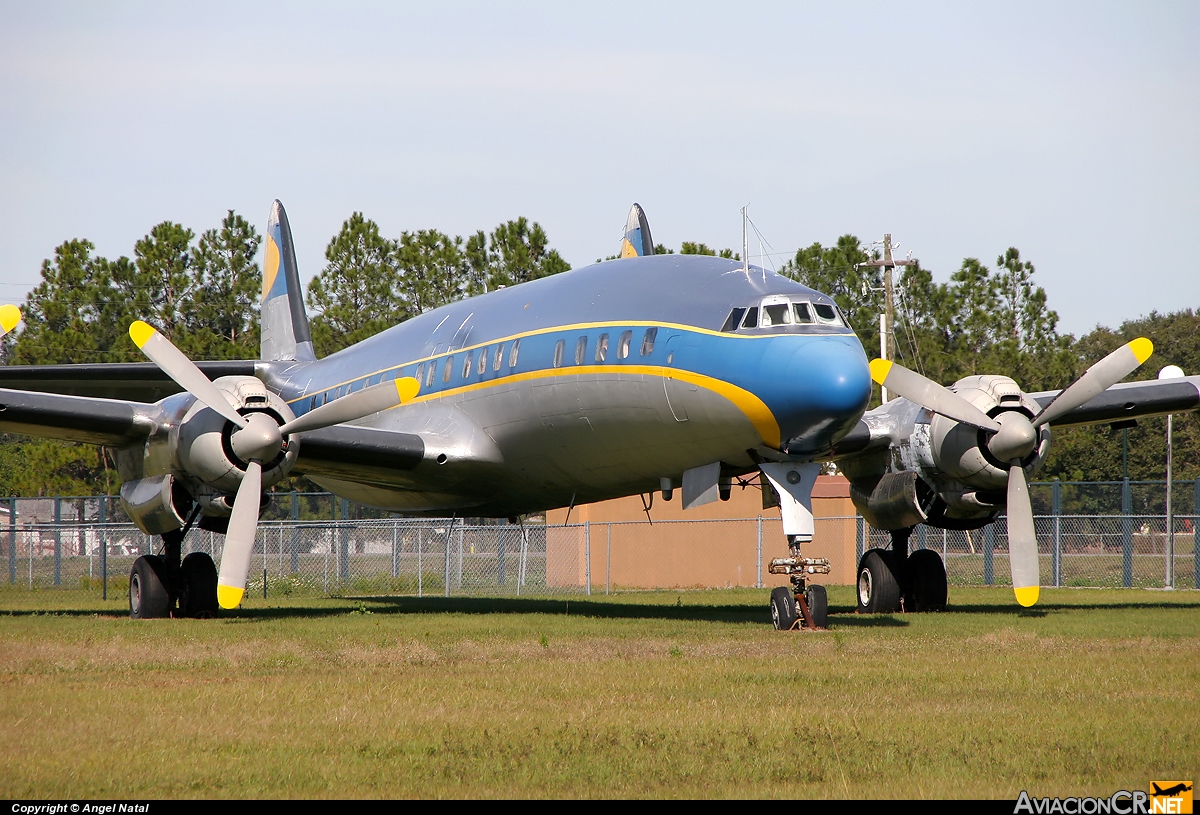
1,1,1196,340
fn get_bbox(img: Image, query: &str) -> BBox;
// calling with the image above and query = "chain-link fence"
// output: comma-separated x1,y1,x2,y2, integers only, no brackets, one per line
1,486,1197,595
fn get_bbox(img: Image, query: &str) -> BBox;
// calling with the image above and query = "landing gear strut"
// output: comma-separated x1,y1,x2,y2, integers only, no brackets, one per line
855,527,948,613
128,510,218,619
768,535,830,630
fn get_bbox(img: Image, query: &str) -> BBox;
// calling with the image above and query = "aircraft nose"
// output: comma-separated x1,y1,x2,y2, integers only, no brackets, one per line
775,336,872,453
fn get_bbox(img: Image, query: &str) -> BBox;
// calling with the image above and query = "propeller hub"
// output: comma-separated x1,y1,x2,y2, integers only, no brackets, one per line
987,411,1038,463
230,412,283,463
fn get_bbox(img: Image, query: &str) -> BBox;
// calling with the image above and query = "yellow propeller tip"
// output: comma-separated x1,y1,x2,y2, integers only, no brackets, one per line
0,304,21,333
1014,585,1040,607
868,358,893,385
217,585,244,609
395,376,420,403
129,320,156,348
1128,337,1153,365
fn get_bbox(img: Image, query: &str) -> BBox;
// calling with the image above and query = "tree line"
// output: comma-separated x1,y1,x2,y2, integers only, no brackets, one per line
0,209,1196,499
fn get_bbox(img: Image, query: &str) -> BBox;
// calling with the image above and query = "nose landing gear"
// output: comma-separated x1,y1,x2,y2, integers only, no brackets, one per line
768,535,830,630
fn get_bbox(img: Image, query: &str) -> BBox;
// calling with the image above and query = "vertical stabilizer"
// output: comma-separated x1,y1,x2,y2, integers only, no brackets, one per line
261,200,316,361
619,203,655,258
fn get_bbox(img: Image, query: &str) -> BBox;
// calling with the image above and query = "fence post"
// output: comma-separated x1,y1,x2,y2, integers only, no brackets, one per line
1052,480,1062,588
584,520,591,596
606,523,611,595
338,499,350,583
1121,478,1133,588
1194,479,1200,590
443,521,451,598
497,522,506,586
756,517,763,589
290,492,299,574
99,497,107,600
391,520,399,578
7,498,15,586
983,523,994,586
53,497,61,586
856,516,865,563
417,527,423,598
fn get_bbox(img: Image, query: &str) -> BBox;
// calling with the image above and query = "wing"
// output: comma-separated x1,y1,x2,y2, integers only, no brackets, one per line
1029,375,1200,427
0,361,258,401
0,387,161,445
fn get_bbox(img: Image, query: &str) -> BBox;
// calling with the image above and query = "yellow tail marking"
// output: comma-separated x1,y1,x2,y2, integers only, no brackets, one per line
217,584,244,610
1128,337,1153,365
129,320,156,348
261,233,281,302
869,358,893,385
0,304,21,333
1013,585,1040,607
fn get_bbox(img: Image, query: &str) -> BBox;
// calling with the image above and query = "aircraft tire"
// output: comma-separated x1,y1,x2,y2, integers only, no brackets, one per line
857,549,900,613
905,549,947,612
179,552,219,618
770,586,798,630
805,584,828,629
129,555,171,619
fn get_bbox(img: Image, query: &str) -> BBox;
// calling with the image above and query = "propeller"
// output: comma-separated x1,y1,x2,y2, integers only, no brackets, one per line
130,320,420,608
870,337,1154,606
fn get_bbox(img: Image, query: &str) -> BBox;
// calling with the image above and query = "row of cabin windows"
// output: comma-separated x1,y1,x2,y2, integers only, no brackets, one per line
407,339,522,388
553,327,656,368
721,300,843,332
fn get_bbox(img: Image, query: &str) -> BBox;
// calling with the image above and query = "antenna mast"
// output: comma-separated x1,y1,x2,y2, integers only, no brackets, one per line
741,206,749,274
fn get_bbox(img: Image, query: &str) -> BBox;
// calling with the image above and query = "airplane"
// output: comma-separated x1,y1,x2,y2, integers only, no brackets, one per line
1152,783,1193,798
0,200,1197,627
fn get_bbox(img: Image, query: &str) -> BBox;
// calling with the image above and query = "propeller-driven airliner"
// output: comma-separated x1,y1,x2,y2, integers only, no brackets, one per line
1,201,1196,627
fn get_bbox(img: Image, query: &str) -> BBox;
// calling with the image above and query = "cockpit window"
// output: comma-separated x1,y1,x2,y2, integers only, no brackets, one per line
741,307,758,329
721,308,745,332
794,302,813,323
762,303,793,327
814,303,840,325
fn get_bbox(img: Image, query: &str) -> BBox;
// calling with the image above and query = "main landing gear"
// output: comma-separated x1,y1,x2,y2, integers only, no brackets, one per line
856,527,947,614
768,535,830,630
129,523,219,619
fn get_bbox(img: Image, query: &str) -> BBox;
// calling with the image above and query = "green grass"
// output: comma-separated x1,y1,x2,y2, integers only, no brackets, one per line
0,586,1196,798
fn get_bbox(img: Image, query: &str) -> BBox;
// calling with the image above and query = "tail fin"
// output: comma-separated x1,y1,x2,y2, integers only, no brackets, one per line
619,203,655,258
261,200,316,361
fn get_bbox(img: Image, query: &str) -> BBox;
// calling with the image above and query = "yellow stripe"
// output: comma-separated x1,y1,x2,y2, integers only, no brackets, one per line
261,234,281,302
405,365,781,447
1013,585,1039,607
129,320,156,348
217,584,244,609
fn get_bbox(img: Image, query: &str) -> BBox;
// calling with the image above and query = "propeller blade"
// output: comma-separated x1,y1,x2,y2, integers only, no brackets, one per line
216,459,262,609
0,304,21,338
1006,464,1040,607
129,321,248,428
1033,337,1153,428
870,359,1001,432
279,376,420,435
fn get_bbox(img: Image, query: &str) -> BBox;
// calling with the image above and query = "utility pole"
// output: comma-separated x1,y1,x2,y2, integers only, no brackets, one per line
860,234,917,402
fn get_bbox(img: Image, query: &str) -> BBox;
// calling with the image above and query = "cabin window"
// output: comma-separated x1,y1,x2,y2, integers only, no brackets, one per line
553,339,565,368
493,344,504,371
575,336,587,365
369,374,382,387
595,333,609,362
618,330,633,359
462,352,473,378
640,327,657,356
478,349,488,374
443,356,453,383
814,303,840,325
741,307,759,329
426,361,436,387
721,308,746,332
762,304,793,327
415,363,424,384
793,302,813,323
509,340,520,368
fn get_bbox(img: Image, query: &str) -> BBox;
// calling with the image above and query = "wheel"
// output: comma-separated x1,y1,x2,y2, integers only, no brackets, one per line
129,555,171,619
179,552,219,618
805,584,828,629
857,549,900,613
906,549,947,612
770,586,798,630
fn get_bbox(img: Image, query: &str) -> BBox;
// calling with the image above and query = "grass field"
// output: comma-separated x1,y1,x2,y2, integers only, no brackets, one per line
1,586,1196,799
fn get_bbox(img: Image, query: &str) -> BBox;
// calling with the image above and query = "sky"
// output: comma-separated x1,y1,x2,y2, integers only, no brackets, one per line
1,1,1197,339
